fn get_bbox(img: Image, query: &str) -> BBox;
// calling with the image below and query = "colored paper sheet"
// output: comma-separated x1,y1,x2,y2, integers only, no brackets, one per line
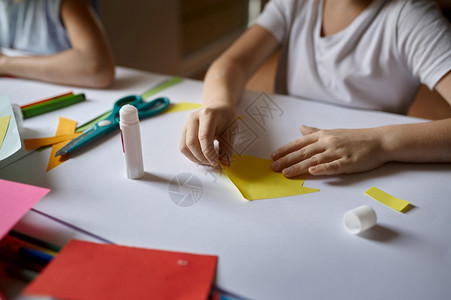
0,95,22,162
222,154,319,200
163,102,202,114
141,76,183,99
364,186,411,212
0,115,10,149
47,117,78,172
0,179,51,240
24,133,81,150
25,239,218,300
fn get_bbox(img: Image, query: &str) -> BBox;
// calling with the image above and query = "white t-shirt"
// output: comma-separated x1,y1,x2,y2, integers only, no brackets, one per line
256,0,451,114
0,0,71,55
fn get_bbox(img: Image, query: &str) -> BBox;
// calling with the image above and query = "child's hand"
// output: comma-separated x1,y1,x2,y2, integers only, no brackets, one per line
180,104,237,167
271,125,387,176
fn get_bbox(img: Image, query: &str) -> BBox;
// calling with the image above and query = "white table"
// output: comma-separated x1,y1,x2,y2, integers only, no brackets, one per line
1,67,451,300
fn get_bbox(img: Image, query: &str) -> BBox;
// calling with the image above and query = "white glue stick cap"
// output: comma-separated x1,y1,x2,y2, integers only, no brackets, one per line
119,104,139,125
343,205,377,234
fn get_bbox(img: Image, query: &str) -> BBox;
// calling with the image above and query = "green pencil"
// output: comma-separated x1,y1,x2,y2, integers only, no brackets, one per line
8,230,62,252
21,93,85,119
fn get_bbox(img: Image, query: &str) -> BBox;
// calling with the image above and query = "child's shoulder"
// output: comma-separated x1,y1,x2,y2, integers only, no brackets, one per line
378,0,445,32
383,0,441,16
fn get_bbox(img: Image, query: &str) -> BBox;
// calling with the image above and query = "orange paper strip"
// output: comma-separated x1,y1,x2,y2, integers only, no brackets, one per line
47,117,78,172
24,133,80,150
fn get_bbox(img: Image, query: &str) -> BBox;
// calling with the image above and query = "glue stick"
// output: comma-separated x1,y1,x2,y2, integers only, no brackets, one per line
119,105,144,179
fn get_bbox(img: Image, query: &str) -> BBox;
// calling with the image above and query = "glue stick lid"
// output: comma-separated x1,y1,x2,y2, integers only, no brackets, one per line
119,104,139,125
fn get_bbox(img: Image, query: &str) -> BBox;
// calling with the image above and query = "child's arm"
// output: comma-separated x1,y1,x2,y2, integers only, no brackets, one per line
0,0,115,88
271,72,451,177
180,24,279,166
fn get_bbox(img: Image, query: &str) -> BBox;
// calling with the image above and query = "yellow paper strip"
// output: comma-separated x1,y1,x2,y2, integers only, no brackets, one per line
24,133,80,150
222,154,319,200
47,117,78,172
364,186,411,212
163,102,202,114
0,115,11,149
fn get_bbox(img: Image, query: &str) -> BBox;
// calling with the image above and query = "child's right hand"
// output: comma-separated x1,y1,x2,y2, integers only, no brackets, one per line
179,104,237,167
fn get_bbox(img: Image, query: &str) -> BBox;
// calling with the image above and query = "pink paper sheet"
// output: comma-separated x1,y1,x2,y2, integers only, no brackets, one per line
0,179,50,239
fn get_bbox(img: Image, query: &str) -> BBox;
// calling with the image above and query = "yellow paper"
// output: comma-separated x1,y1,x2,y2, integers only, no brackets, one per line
222,154,319,200
364,186,411,212
24,133,81,150
0,115,11,149
47,117,78,172
163,102,202,114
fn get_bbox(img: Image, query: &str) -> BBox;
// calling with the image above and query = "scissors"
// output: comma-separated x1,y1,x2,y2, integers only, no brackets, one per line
55,95,170,156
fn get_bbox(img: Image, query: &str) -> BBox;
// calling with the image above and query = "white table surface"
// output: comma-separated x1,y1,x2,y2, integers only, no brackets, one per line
1,67,451,300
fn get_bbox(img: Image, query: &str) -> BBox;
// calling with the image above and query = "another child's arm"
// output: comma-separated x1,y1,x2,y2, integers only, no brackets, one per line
180,24,279,166
271,72,451,177
0,0,115,88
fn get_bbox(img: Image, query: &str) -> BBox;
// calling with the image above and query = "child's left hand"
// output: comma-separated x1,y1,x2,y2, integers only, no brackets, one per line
271,125,387,176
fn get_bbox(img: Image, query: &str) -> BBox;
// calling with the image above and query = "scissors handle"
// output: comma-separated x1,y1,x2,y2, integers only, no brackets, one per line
112,95,141,115
55,95,170,156
135,97,170,119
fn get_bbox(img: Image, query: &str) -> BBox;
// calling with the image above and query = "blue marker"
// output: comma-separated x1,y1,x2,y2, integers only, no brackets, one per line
19,247,54,264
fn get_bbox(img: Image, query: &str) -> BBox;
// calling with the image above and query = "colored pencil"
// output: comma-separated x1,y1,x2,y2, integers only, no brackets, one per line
0,246,45,273
18,247,54,264
20,92,73,109
0,237,54,265
2,235,58,256
21,93,85,119
8,230,62,252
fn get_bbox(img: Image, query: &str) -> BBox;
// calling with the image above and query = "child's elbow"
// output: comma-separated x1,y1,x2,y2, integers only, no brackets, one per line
92,67,115,89
87,60,115,89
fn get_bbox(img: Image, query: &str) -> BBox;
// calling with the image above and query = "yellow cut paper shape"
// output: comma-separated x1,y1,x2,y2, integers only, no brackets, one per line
222,154,319,200
47,117,79,172
364,186,411,213
163,102,202,114
24,133,80,150
0,115,11,150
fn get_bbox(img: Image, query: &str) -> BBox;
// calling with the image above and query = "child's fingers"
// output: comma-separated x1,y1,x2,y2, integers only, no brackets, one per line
271,134,318,160
181,113,211,165
271,142,324,172
308,159,343,175
180,126,203,165
280,150,340,177
299,125,320,135
198,115,219,167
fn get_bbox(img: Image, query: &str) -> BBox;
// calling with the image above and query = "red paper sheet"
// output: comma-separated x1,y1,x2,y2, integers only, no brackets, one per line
25,240,218,300
0,289,6,300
